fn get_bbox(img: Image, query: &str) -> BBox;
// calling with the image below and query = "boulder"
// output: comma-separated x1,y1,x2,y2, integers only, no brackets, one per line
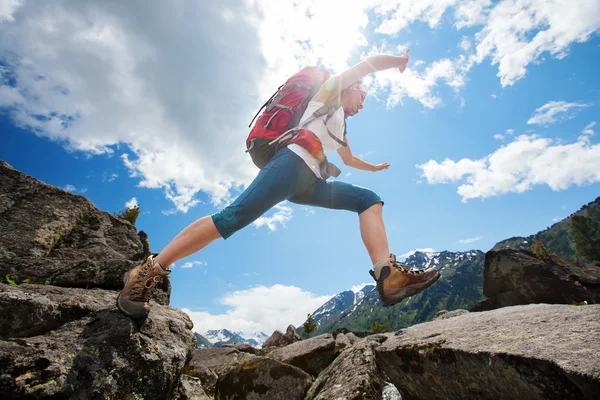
0,284,195,399
266,334,336,377
186,347,256,397
305,334,390,400
215,356,312,400
0,161,169,302
262,324,302,350
375,304,600,400
472,249,600,311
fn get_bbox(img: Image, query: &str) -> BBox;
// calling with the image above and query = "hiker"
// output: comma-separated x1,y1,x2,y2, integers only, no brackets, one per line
117,50,440,320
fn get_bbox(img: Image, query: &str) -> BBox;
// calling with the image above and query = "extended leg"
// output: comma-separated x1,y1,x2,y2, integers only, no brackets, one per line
154,216,221,269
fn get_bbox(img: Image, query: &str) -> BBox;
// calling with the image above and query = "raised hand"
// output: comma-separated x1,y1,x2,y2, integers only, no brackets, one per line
373,163,390,172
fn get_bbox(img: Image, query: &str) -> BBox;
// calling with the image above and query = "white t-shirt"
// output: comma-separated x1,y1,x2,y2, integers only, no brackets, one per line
287,101,346,178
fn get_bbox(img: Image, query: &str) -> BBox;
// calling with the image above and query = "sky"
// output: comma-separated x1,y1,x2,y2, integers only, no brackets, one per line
1,0,599,337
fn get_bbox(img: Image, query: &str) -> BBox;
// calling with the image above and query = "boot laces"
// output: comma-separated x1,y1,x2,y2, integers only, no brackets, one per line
391,259,425,275
130,261,162,302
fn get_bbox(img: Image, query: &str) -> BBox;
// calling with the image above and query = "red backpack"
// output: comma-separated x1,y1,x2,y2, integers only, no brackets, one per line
246,67,343,169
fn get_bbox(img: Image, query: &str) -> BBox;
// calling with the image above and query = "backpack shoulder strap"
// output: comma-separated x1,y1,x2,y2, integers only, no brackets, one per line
322,105,347,148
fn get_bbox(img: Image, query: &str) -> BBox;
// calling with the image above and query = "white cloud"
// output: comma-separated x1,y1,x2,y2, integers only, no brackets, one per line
350,283,374,293
253,202,293,232
62,183,87,194
505,129,515,135
469,0,600,87
102,172,118,182
491,93,497,99
180,261,208,269
125,197,138,209
582,121,596,136
454,0,493,29
459,236,482,244
459,36,472,52
182,284,333,336
527,101,589,125
0,1,266,213
0,0,24,21
493,134,504,140
417,134,600,202
399,248,436,259
373,0,457,35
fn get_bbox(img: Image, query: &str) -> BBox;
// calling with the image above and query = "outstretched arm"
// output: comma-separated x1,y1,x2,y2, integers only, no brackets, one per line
313,50,409,103
337,137,390,172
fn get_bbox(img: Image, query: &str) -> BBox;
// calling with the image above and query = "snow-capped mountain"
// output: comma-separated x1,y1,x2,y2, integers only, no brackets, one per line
302,284,374,332
201,329,268,348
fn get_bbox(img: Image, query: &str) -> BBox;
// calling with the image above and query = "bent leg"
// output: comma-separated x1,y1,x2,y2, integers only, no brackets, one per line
289,180,388,264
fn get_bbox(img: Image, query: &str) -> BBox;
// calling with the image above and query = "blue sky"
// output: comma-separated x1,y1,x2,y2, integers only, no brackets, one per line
1,0,599,336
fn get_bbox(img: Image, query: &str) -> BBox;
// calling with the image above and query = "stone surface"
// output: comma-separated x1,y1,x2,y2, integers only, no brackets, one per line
171,375,211,400
432,309,469,321
472,249,600,311
215,356,312,400
222,342,260,354
305,335,390,400
266,334,336,377
334,332,360,354
375,304,600,400
0,284,195,399
0,284,116,338
0,161,170,302
187,347,256,398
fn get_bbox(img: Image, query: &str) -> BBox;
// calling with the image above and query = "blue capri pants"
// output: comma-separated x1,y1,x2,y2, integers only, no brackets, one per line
212,147,384,239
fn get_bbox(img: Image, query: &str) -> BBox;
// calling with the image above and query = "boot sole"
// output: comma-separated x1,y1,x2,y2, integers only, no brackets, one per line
381,271,441,307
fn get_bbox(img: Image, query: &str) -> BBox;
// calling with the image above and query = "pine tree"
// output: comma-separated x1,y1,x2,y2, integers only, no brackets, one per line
371,319,391,333
571,216,600,264
302,314,316,338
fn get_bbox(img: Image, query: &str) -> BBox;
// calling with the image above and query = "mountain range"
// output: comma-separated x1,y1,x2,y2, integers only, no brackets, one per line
194,329,269,348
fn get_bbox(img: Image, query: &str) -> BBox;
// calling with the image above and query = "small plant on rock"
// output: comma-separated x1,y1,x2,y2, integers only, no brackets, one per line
114,204,141,226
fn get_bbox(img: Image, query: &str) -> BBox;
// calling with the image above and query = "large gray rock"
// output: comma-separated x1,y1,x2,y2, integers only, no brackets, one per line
0,284,195,399
473,249,600,311
215,356,312,400
266,334,336,377
305,334,390,400
375,304,600,400
0,161,169,302
186,347,256,398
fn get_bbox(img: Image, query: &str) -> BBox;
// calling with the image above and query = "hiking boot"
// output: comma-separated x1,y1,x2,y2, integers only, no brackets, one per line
116,254,170,320
369,253,440,307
